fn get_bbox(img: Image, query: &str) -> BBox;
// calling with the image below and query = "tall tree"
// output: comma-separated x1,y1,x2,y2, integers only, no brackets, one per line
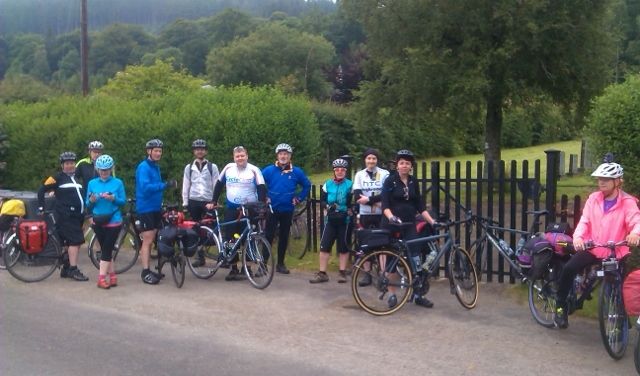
343,0,615,163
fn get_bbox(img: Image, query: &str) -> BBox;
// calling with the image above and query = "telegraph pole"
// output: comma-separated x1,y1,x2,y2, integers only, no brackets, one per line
80,0,89,96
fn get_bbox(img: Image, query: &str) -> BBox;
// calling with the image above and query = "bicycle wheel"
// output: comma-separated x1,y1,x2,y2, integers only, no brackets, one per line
4,235,61,283
0,230,13,270
88,226,141,274
528,278,557,328
243,234,274,289
351,249,413,316
170,253,186,288
467,237,488,282
449,247,478,309
635,329,640,375
598,277,629,359
187,226,222,279
287,209,309,259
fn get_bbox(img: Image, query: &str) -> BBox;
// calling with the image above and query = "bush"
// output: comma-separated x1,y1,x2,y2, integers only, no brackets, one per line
502,99,573,148
585,74,640,193
0,86,320,192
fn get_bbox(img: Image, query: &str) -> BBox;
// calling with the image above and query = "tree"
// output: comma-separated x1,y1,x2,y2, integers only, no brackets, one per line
90,24,156,78
206,22,335,99
97,60,204,99
343,0,615,163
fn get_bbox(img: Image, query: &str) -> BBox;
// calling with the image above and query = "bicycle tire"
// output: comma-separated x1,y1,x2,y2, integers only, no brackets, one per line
467,237,488,282
449,247,478,309
243,234,274,289
187,226,222,279
4,235,61,283
88,226,141,274
0,230,13,270
171,253,186,288
287,213,309,259
598,277,629,359
528,278,556,328
635,330,640,375
351,249,413,316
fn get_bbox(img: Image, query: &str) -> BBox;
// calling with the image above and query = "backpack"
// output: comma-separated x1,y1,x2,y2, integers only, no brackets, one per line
545,222,573,236
543,232,573,256
187,160,215,181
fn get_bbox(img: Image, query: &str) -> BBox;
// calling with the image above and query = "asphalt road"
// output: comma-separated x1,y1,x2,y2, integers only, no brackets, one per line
0,259,637,376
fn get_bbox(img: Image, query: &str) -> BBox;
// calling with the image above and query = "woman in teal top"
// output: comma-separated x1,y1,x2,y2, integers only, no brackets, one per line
309,158,353,284
86,155,126,289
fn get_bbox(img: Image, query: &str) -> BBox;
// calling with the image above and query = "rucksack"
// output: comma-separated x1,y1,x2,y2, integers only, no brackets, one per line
517,233,551,267
545,222,573,236
543,232,573,256
187,160,215,181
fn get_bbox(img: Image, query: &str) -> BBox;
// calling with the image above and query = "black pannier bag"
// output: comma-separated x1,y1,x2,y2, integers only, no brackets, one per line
545,222,573,236
357,228,391,252
178,228,199,257
157,226,178,257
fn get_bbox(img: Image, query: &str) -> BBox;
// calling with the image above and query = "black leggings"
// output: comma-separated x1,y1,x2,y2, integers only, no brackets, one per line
556,251,598,304
265,210,293,265
187,199,209,221
93,225,122,262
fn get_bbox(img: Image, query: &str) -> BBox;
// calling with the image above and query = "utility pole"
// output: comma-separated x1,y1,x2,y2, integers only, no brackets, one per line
80,0,89,96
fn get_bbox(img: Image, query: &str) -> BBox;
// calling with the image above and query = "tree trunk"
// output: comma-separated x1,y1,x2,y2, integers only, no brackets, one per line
483,89,503,177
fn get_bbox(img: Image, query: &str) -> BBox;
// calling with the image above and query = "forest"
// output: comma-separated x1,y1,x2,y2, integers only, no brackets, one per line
1,1,640,191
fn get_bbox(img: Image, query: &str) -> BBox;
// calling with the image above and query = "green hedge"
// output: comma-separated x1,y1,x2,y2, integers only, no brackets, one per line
585,74,640,193
0,86,320,192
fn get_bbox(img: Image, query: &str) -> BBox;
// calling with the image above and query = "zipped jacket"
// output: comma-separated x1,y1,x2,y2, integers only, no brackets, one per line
573,190,640,259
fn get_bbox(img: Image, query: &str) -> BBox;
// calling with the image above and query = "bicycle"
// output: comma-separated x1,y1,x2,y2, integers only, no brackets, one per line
528,240,629,360
87,198,141,274
184,210,223,279
208,202,274,289
351,219,478,316
467,210,548,281
3,212,67,282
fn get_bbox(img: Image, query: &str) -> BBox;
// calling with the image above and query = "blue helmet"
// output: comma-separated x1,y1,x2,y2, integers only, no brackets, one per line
95,154,114,170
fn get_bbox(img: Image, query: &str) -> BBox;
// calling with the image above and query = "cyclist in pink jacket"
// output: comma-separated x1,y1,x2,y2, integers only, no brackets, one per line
554,157,640,328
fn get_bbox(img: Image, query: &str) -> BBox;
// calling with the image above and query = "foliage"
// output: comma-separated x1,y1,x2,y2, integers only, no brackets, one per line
207,22,336,99
502,96,574,148
584,74,640,193
97,60,204,99
310,101,356,167
343,0,615,164
90,24,157,78
0,74,56,104
0,85,320,191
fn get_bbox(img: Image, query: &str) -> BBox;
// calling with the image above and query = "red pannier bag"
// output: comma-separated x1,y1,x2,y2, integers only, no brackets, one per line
623,269,640,315
18,220,48,254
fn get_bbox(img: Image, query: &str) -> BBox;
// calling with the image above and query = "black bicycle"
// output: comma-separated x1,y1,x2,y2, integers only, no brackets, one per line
467,210,548,281
528,240,629,359
3,212,67,282
208,203,274,289
87,198,141,274
351,219,478,316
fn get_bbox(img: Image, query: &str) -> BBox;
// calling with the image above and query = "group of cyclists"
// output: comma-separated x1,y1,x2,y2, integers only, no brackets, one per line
26,137,640,329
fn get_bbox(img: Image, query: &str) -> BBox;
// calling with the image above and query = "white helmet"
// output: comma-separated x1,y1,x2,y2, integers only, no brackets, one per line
591,162,623,178
275,143,293,154
88,140,104,150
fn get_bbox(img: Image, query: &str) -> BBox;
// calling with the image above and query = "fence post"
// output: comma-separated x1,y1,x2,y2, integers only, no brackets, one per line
544,149,561,223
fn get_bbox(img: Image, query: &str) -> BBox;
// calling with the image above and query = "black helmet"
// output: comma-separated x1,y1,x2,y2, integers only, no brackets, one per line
395,149,415,163
362,148,380,162
146,139,164,149
191,139,207,150
59,151,77,163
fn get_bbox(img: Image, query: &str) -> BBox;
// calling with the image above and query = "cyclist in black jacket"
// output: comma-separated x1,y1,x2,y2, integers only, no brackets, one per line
76,140,104,193
37,151,89,281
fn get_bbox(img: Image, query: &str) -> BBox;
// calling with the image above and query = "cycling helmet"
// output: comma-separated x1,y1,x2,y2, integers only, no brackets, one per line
591,162,623,178
362,148,379,161
396,149,415,162
88,140,104,150
275,143,293,154
332,158,349,169
145,138,164,149
95,154,114,170
59,151,77,163
191,139,207,150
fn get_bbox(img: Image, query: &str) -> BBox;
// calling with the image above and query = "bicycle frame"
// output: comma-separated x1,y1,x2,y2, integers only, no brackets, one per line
475,223,527,277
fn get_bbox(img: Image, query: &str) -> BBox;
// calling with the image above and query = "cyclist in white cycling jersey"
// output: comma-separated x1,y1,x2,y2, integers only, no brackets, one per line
212,146,267,281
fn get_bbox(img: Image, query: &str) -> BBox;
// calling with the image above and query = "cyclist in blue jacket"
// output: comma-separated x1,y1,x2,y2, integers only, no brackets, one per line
262,143,311,274
86,154,126,289
135,139,177,285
